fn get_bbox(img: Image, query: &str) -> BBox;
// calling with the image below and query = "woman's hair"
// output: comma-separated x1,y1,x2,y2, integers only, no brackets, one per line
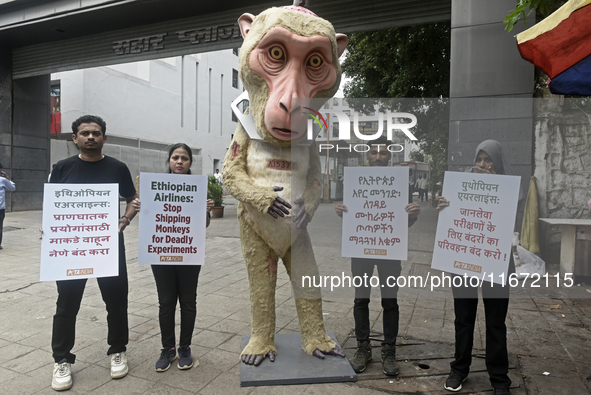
166,143,193,174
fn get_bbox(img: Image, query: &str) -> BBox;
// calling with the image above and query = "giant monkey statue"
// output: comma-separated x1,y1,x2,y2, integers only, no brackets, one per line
222,1,348,366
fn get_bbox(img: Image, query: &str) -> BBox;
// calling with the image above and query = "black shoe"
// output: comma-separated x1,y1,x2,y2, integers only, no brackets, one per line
177,346,194,370
444,371,467,391
155,348,176,372
494,389,511,395
381,343,399,376
349,340,372,373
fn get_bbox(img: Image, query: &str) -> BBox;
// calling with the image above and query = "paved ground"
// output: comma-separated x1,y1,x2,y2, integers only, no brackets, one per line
1,196,590,394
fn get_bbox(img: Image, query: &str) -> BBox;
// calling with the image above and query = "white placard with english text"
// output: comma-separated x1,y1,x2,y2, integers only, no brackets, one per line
138,173,207,265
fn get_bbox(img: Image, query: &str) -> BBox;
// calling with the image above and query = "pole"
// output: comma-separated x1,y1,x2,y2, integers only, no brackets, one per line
322,100,331,202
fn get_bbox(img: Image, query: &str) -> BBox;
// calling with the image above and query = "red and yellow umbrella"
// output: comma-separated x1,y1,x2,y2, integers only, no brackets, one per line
516,0,591,95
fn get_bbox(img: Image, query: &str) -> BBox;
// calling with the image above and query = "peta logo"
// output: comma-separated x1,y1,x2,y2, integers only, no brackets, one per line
67,268,94,276
305,108,418,141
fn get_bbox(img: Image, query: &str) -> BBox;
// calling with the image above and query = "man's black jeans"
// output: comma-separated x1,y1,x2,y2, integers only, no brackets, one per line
351,258,401,345
52,234,128,363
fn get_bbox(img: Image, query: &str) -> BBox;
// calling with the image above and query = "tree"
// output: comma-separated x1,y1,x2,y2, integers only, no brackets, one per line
410,151,424,162
342,23,450,99
341,23,450,197
504,0,567,31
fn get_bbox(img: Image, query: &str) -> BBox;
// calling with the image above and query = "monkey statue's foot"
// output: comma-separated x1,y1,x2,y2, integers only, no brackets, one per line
241,351,276,366
312,345,346,359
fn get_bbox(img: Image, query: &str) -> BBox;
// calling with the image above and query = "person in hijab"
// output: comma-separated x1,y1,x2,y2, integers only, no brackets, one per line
437,140,521,395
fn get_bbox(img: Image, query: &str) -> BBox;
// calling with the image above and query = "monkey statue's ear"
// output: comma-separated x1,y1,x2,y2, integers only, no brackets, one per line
238,13,255,38
336,34,349,58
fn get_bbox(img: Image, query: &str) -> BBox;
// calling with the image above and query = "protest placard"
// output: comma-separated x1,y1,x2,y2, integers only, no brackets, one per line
431,171,521,284
40,184,119,281
138,173,207,265
341,166,409,260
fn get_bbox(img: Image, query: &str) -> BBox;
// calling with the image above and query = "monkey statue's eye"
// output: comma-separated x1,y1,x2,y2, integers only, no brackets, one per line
269,46,284,60
307,55,323,68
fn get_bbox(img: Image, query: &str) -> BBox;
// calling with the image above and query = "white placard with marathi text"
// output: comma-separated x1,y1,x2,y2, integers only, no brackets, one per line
138,173,207,265
341,166,409,260
431,171,521,284
40,183,119,281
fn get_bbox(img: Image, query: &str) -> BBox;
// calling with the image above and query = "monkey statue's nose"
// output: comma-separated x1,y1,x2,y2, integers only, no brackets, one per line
277,76,310,115
279,100,303,115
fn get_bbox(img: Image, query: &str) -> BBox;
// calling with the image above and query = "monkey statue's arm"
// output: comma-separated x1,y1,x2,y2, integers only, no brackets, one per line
292,141,322,229
222,125,291,217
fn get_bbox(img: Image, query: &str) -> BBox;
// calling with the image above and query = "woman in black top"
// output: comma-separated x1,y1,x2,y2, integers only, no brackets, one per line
135,143,212,372
438,140,521,395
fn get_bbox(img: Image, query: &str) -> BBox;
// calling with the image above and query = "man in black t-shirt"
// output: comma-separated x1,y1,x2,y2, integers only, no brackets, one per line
48,115,138,391
335,137,420,377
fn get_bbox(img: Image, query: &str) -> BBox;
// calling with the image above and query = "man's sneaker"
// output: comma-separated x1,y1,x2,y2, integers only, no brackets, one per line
444,371,467,391
381,343,399,376
349,340,372,373
52,359,72,391
155,348,176,372
177,346,194,370
110,352,128,379
493,389,511,395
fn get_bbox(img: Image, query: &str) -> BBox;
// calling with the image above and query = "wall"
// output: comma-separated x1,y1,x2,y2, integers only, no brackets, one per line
12,75,50,210
1,60,51,212
534,99,591,263
0,48,11,210
50,137,201,181
449,0,536,228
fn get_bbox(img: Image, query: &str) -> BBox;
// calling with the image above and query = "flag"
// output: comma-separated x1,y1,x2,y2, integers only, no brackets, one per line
516,0,591,95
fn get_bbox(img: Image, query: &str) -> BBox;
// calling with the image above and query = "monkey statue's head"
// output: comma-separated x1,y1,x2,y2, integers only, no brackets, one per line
238,5,348,147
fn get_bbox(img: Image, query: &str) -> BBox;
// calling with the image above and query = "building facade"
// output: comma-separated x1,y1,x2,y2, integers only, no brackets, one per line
51,49,242,178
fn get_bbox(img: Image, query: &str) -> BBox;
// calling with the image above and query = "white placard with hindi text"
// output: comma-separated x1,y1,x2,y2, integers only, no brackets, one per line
138,173,207,265
341,166,409,260
40,183,119,281
431,171,521,284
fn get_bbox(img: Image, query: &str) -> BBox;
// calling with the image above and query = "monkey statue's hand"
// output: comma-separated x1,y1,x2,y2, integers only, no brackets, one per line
292,198,310,229
267,186,292,219
312,346,346,359
241,351,276,366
